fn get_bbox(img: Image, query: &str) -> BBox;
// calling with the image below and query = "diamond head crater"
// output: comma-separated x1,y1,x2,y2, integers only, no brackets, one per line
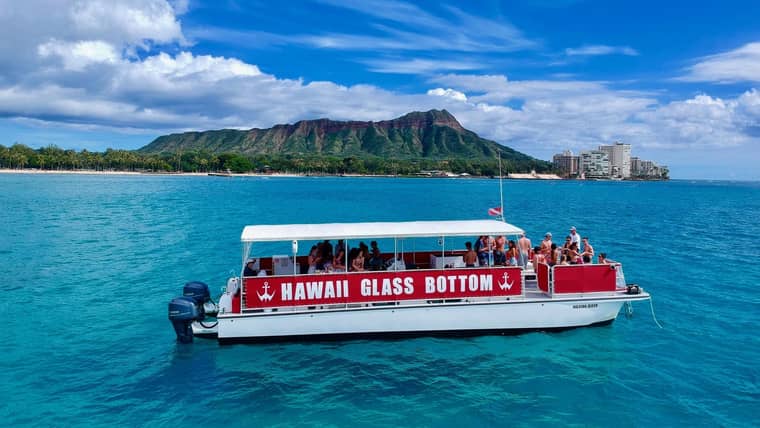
1,110,551,176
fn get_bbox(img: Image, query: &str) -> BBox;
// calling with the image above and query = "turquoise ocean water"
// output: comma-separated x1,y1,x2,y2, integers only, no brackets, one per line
0,174,758,427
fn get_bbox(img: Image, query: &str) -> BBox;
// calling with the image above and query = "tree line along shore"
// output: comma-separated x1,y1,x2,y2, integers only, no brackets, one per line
0,143,552,177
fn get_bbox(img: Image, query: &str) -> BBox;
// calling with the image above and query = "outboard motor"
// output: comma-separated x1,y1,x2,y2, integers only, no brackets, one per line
168,296,200,343
183,281,211,312
168,281,212,343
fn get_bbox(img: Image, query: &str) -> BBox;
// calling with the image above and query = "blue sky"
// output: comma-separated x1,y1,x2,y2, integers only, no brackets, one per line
1,0,759,179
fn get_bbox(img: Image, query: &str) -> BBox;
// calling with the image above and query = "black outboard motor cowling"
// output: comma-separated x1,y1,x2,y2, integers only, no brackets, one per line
183,281,210,304
168,296,201,343
183,281,211,318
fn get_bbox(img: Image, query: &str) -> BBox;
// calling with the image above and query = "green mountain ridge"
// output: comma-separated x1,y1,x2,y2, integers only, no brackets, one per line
139,110,551,172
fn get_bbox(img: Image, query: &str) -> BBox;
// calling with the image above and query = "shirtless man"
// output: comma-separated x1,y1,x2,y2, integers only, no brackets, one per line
581,237,594,263
494,235,506,265
540,233,553,256
463,242,478,267
517,233,532,269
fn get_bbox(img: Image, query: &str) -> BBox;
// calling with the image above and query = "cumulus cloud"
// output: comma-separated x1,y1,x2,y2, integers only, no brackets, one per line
679,42,760,83
38,39,119,71
0,0,185,80
69,0,184,47
427,88,467,102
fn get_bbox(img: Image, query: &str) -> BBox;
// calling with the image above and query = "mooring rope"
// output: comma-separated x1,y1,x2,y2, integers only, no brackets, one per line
649,297,664,329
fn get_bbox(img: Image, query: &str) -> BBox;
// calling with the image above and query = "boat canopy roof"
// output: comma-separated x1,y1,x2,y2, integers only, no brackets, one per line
241,219,524,243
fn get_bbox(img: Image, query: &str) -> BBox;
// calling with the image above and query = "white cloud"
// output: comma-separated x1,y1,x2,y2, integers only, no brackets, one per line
0,0,186,81
679,42,760,83
70,0,184,47
565,45,639,57
364,58,482,74
427,88,467,102
38,39,119,71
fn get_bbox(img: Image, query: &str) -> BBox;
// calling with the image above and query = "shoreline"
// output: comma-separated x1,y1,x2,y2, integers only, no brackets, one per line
0,168,671,181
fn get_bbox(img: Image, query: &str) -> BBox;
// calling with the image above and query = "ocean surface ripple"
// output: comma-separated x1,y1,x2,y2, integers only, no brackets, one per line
0,175,758,427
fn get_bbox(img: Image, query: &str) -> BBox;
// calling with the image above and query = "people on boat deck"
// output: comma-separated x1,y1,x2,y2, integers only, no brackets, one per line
493,235,506,265
569,226,580,247
369,241,384,271
581,237,594,263
317,240,333,271
474,235,490,266
598,253,615,264
567,242,582,264
532,246,545,266
358,242,370,269
307,245,319,274
244,258,258,276
333,247,346,272
551,243,562,266
351,248,366,272
541,233,553,256
563,235,572,252
518,233,532,268
335,240,345,259
506,239,520,266
464,242,478,267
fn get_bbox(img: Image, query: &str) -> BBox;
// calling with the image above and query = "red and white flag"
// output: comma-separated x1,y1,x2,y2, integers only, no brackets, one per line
488,207,502,216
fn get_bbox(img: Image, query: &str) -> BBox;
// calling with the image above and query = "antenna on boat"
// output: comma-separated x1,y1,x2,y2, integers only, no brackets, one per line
498,150,505,222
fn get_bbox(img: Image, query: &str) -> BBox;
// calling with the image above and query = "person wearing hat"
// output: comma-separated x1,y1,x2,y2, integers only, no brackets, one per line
243,258,258,277
540,232,553,256
569,226,581,247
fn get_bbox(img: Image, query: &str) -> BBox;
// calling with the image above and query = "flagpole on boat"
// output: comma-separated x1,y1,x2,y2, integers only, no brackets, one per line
498,150,505,222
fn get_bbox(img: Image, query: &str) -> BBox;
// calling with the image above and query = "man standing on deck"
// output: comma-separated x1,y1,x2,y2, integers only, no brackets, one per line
569,226,581,247
540,233,553,256
518,233,532,269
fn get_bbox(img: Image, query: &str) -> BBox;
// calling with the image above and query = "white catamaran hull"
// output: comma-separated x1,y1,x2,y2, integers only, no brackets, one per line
213,294,648,342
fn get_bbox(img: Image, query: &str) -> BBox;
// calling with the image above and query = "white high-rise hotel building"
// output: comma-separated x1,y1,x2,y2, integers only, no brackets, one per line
598,142,631,178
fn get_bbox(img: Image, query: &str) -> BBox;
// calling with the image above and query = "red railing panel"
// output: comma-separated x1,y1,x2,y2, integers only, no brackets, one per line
552,264,617,293
243,266,523,309
536,262,550,293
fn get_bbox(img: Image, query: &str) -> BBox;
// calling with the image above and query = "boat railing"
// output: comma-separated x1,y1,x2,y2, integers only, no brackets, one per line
535,262,620,296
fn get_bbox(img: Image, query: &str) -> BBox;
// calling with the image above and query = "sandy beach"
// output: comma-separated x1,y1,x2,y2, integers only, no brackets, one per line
0,168,304,178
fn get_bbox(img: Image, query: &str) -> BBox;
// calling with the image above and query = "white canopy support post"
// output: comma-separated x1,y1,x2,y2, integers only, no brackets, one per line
441,236,445,270
292,240,298,276
393,237,397,270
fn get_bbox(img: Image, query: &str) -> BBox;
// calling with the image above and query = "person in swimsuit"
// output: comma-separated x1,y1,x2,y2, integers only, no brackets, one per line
476,235,491,266
567,242,582,264
532,246,545,266
541,233,553,256
506,240,519,266
517,233,532,269
464,242,478,267
581,237,594,263
307,245,319,274
548,243,559,266
351,249,365,272
494,235,506,265
333,247,346,272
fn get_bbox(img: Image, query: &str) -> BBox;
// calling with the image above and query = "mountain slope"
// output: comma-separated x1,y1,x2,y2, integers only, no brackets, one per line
139,110,548,168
